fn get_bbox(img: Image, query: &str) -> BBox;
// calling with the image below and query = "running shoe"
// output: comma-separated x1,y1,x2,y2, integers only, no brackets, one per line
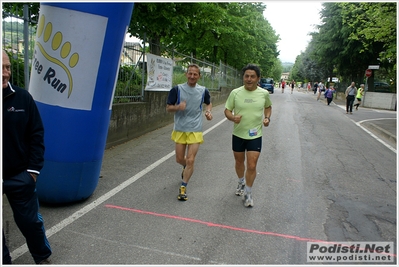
235,182,245,196
177,185,188,201
243,191,254,207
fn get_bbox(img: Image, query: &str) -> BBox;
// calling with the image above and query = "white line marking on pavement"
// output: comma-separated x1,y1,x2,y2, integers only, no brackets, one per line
204,118,227,135
336,105,396,153
10,118,228,261
356,119,396,154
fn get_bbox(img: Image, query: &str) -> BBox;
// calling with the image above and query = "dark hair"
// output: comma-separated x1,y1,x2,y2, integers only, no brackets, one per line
241,64,261,78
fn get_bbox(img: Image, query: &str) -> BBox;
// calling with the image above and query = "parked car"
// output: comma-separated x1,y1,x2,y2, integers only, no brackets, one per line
259,78,274,94
374,81,391,92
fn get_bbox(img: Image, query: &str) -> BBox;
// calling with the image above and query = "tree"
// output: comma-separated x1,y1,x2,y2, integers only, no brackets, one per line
340,2,396,86
290,54,302,81
2,3,40,25
270,58,283,81
299,38,327,83
129,3,181,55
4,2,281,82
296,2,395,86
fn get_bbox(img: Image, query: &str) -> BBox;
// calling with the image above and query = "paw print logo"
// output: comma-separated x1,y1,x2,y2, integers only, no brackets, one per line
36,14,79,98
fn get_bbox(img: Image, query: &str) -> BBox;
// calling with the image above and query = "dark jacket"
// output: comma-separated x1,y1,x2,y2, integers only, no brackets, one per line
3,83,45,178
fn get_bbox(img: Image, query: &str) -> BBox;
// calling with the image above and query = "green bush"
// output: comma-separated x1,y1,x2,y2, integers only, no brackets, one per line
173,65,185,74
5,51,26,88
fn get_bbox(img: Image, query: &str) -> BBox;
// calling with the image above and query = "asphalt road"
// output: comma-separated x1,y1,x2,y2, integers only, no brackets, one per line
3,87,397,265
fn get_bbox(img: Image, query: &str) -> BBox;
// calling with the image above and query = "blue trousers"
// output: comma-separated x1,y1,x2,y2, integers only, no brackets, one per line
2,171,52,264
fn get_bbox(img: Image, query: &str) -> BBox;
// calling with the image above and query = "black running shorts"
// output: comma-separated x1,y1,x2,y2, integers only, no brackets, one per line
232,135,262,152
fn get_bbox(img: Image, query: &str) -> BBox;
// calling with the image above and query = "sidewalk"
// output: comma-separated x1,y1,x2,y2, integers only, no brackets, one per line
332,96,397,145
361,119,396,145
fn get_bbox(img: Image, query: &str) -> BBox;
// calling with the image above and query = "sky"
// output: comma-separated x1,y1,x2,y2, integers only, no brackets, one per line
263,1,323,63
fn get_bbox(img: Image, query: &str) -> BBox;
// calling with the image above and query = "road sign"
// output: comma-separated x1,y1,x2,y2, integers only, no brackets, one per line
368,65,380,69
365,69,372,77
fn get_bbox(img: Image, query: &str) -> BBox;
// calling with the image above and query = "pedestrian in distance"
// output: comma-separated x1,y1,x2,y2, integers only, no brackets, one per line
224,64,272,208
166,63,213,201
316,81,326,101
281,80,286,93
307,82,311,92
354,83,365,110
325,85,335,105
345,81,357,114
2,50,52,264
313,82,318,94
290,80,295,94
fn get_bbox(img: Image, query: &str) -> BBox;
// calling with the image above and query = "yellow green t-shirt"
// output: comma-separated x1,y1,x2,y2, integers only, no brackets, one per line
225,86,272,139
356,88,364,99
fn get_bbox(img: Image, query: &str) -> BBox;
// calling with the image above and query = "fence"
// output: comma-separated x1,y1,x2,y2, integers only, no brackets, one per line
2,6,242,103
114,38,242,103
2,7,36,89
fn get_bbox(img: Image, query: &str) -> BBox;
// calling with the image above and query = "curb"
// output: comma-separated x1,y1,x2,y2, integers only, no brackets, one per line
361,122,397,144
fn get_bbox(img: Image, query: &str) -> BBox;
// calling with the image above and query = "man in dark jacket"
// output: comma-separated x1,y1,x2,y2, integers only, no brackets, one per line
2,50,52,264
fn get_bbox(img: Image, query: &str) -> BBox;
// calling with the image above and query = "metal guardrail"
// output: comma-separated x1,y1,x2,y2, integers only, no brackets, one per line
117,40,242,103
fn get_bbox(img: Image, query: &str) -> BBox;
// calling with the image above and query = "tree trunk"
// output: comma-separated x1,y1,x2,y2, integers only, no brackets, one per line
149,35,161,56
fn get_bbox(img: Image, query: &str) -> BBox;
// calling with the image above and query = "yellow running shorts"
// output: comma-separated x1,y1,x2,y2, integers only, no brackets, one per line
171,131,204,144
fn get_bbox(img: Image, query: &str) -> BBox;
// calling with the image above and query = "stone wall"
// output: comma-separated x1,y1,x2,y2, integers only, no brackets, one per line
336,92,396,111
362,92,397,110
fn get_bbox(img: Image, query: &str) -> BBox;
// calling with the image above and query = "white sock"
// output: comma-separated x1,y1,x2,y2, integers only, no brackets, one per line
245,185,252,193
239,177,244,184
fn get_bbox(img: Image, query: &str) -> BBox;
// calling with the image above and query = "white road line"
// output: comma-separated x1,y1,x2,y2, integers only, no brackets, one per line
10,118,227,261
336,104,396,153
356,119,396,154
